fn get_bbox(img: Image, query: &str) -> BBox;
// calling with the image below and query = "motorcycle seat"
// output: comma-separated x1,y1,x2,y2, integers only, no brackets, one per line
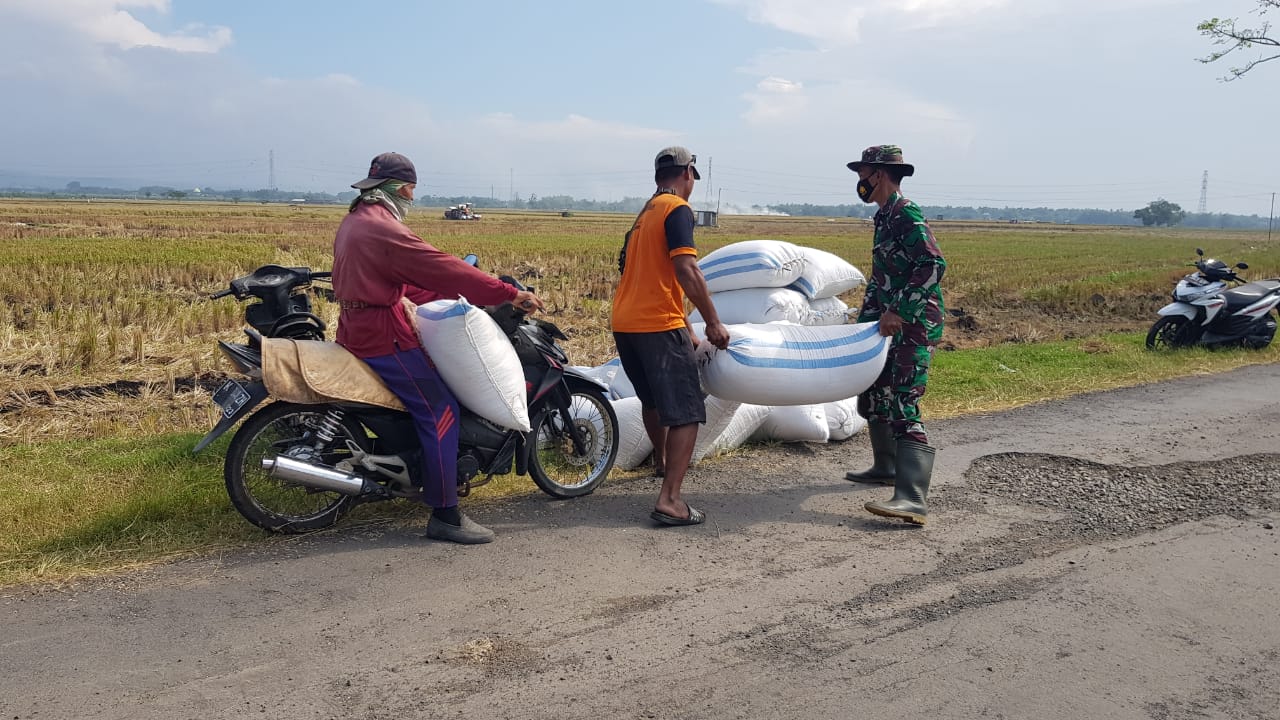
261,337,406,411
1222,281,1280,311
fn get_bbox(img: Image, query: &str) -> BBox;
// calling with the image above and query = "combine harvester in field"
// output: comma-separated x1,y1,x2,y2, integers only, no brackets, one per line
444,202,482,221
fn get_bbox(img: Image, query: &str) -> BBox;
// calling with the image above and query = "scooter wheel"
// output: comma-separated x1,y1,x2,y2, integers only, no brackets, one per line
1146,316,1191,350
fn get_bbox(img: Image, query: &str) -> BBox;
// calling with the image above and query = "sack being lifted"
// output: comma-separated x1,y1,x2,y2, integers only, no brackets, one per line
696,321,890,406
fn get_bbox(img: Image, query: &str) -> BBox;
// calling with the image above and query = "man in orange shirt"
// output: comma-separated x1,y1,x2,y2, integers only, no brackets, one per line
612,147,730,526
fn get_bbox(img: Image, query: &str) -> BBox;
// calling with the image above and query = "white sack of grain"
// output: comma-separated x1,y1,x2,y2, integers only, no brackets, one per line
691,395,742,464
805,296,850,326
698,240,807,293
749,404,830,443
823,398,868,441
688,287,811,325
696,321,889,406
788,247,865,299
415,298,530,432
608,396,654,470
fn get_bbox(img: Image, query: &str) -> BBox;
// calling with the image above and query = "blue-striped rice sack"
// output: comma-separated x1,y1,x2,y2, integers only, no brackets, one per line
695,321,890,406
688,287,811,325
788,247,865,300
414,297,531,432
698,239,807,293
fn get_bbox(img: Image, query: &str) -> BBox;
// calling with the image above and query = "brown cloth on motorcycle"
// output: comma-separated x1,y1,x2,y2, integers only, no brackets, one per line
332,202,518,358
261,337,406,411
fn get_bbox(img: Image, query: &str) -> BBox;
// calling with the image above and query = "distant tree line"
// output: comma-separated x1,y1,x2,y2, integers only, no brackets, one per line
5,182,348,205
0,182,655,213
1,183,1271,229
769,201,1275,229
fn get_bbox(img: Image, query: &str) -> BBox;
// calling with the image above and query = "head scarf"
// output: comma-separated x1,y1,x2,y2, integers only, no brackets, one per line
349,179,412,222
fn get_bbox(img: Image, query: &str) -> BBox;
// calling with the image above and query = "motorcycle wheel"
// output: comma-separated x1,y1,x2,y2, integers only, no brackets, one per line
529,378,619,498
224,402,363,533
1145,316,1191,350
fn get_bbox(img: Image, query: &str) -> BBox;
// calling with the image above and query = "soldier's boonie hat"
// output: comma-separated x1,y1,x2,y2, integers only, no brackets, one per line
846,145,915,176
655,146,701,180
352,152,418,189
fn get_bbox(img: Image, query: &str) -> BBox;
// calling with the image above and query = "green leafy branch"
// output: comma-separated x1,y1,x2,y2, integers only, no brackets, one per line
1199,1,1280,80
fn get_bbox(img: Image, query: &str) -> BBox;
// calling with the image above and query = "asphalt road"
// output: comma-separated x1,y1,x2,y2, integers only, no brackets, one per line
3,364,1279,720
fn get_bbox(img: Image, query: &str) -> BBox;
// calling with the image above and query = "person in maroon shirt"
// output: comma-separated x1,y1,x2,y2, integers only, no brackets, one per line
334,152,544,544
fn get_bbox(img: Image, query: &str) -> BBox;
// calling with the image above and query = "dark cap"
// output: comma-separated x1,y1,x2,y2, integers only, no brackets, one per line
352,152,417,190
655,146,701,180
846,144,915,176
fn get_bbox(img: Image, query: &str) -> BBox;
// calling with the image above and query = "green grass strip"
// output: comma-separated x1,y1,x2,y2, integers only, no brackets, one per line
929,333,1278,417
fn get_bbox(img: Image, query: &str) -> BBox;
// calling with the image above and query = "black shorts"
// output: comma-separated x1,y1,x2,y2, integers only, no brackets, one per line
613,329,706,427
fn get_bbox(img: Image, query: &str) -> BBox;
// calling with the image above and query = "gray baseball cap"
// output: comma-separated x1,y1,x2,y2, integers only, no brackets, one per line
352,152,418,189
654,146,701,180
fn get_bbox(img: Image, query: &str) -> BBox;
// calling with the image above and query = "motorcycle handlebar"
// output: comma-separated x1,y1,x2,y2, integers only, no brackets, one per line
210,288,233,299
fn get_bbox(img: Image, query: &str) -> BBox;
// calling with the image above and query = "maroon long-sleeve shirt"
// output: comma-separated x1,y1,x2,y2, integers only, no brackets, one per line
332,203,518,358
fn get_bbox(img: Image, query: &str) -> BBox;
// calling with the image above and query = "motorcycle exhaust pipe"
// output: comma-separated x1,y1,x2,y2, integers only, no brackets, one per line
261,455,382,496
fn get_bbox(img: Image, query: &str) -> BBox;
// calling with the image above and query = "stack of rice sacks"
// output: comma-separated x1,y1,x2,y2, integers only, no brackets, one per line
578,240,875,471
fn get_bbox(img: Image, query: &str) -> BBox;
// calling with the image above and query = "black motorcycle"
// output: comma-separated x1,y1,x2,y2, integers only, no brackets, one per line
194,261,619,533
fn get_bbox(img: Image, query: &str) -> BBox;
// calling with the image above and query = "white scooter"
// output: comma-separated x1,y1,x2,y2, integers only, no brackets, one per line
1147,248,1280,350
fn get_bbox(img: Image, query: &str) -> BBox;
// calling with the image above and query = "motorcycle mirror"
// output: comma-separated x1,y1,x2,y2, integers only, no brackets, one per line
1195,248,1204,256
1237,262,1249,270
463,254,479,267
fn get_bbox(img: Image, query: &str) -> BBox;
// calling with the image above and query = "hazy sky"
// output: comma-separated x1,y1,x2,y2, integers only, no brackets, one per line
1,0,1276,215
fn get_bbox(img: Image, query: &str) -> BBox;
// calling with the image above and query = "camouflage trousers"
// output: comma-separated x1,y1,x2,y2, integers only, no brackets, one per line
862,341,934,445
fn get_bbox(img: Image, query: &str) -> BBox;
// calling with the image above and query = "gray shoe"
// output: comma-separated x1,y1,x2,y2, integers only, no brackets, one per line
425,513,495,544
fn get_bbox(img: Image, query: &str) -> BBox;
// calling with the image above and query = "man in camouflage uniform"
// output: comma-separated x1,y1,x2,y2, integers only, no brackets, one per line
843,145,946,525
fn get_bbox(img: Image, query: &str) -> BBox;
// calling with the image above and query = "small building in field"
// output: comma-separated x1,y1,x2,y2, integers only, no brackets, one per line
695,210,718,228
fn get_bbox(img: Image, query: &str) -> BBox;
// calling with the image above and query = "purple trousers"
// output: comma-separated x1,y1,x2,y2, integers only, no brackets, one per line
362,346,459,509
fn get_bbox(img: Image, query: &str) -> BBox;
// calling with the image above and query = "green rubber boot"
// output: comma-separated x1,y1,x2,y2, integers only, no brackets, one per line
844,422,896,485
864,439,934,526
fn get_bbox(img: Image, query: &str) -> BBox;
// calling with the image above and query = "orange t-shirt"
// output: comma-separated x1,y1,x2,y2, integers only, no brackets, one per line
611,193,697,333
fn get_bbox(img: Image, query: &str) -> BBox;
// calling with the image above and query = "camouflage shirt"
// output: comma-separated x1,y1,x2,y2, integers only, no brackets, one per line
857,191,946,344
